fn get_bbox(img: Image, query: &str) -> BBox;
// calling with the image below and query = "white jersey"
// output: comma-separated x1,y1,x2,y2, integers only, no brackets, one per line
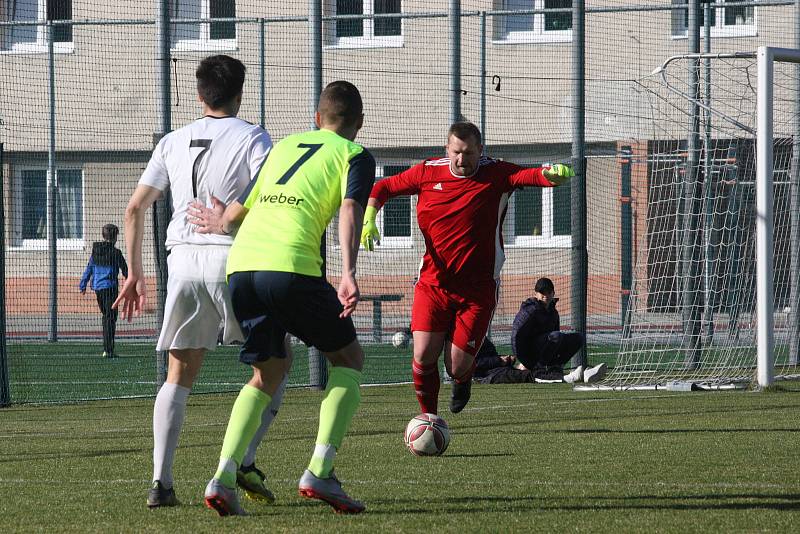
139,116,272,249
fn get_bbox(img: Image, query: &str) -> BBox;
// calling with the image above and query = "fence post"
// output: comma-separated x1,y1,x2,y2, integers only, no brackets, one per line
153,0,172,388
682,0,703,368
701,2,716,344
479,11,486,147
570,0,587,367
450,0,461,125
0,143,9,406
308,0,327,390
47,21,58,343
259,18,266,129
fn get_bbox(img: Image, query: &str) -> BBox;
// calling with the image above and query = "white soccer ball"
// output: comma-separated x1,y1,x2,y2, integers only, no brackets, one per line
404,413,450,456
392,331,410,349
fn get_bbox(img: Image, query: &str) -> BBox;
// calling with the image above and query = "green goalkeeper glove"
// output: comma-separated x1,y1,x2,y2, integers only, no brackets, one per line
542,163,575,186
361,205,381,251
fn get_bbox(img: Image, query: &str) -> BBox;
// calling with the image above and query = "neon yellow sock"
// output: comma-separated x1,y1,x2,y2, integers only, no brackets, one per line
308,366,362,478
214,384,271,488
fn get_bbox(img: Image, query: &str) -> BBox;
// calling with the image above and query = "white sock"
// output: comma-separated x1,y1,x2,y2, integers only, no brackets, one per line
242,375,287,467
152,382,190,488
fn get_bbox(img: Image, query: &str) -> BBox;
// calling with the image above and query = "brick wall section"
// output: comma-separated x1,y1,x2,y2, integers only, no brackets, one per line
7,274,621,318
5,276,158,314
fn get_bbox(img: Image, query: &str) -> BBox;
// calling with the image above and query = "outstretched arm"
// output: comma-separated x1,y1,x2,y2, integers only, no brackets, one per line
541,163,575,186
506,162,575,188
113,184,162,320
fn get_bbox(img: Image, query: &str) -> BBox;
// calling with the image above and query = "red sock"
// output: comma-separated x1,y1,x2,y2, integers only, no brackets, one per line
412,359,440,414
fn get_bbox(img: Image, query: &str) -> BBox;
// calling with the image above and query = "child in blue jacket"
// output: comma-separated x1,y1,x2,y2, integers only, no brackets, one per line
79,224,128,357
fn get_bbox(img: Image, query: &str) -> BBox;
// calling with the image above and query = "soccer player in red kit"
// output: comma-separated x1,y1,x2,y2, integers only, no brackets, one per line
361,122,573,414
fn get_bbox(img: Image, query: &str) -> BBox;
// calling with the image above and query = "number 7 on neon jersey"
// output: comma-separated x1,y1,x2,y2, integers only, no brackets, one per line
275,143,323,185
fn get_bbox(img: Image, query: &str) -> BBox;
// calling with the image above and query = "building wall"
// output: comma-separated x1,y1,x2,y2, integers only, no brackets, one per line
2,1,793,328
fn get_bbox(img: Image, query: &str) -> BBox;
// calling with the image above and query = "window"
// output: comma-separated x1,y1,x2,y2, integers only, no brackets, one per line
331,0,403,48
375,165,412,248
506,174,571,247
1,0,72,53
14,167,83,249
671,0,756,38
171,0,236,51
496,0,572,44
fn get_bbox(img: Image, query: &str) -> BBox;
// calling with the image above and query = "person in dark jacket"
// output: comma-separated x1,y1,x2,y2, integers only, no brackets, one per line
79,224,128,358
511,277,606,384
473,336,579,384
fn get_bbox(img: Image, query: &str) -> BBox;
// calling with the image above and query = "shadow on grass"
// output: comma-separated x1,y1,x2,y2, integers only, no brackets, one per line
443,453,509,458
362,492,800,515
454,402,800,434
557,427,800,435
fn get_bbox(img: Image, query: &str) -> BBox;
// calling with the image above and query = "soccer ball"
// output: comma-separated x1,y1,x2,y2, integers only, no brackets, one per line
404,413,450,456
392,330,410,349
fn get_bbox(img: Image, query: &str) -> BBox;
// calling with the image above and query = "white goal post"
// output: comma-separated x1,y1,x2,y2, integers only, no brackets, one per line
756,47,800,387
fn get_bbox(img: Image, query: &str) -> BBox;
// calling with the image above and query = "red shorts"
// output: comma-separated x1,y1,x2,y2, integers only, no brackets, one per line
410,279,499,356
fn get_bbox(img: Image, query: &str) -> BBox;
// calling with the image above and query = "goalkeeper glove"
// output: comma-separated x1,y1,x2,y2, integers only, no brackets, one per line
361,205,381,251
542,163,575,186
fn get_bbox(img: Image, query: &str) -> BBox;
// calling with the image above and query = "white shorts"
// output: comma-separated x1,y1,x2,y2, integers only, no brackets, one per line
156,245,243,351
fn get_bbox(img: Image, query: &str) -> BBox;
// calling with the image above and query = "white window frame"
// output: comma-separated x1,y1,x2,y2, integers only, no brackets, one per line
374,166,413,248
11,166,85,251
328,0,404,50
171,0,237,52
672,0,757,39
493,0,572,45
506,185,571,249
1,0,74,55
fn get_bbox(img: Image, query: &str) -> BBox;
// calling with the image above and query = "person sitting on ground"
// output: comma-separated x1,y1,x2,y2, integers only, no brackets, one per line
473,336,583,384
511,277,607,384
473,337,528,384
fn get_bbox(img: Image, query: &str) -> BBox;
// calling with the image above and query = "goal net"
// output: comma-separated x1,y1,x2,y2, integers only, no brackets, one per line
583,48,800,390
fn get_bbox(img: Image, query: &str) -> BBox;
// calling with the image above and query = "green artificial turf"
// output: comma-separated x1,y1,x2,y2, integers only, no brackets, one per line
3,341,620,403
2,382,799,532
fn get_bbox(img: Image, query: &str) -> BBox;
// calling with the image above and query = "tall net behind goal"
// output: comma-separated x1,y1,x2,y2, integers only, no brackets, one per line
590,50,800,390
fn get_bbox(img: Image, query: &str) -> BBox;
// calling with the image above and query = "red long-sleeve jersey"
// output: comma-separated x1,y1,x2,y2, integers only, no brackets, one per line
370,156,553,287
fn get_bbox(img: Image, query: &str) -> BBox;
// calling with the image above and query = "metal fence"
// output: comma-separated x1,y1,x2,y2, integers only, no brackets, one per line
0,0,797,403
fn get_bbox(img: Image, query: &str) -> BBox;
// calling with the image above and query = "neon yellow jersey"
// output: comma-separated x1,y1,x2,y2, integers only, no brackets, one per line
227,128,375,277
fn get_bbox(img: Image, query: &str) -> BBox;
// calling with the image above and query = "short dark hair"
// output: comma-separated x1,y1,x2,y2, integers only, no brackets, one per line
534,277,555,295
447,122,482,145
196,55,246,109
317,81,363,128
102,224,119,242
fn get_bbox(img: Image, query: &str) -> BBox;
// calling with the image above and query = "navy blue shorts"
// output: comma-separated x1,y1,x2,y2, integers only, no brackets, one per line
228,271,357,364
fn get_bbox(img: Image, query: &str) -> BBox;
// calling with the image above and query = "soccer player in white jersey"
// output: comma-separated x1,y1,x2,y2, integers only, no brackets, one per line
113,55,287,509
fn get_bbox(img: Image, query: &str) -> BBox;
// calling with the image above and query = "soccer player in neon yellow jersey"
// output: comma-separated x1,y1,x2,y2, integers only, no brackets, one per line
189,81,375,515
